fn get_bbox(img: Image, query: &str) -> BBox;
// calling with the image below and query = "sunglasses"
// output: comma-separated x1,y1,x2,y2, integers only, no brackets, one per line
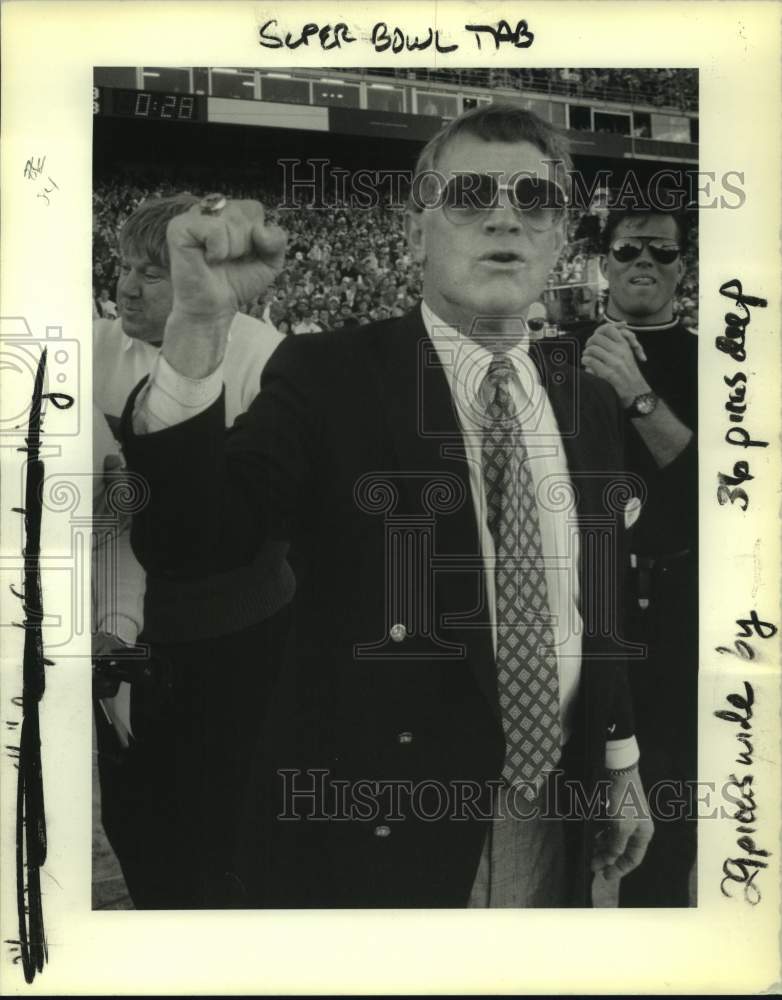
431,173,568,231
609,236,681,265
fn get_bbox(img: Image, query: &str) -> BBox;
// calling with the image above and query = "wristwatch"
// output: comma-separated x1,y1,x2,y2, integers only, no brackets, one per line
626,391,658,417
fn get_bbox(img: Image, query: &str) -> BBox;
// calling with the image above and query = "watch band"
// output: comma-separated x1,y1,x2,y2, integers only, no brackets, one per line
626,391,658,417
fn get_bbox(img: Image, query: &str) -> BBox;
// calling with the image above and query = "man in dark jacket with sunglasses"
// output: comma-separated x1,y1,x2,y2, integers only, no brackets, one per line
570,207,698,907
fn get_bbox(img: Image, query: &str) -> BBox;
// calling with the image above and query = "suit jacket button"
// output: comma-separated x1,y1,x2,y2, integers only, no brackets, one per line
397,731,413,744
389,623,407,643
374,824,391,838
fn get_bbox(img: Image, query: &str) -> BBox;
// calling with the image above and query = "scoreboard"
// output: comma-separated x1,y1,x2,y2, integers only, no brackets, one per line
93,87,207,122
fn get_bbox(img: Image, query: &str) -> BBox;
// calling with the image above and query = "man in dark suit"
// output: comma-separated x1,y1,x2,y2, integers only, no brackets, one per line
122,104,653,908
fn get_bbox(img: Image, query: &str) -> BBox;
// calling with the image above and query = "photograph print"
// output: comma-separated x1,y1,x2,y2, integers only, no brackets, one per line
90,64,699,911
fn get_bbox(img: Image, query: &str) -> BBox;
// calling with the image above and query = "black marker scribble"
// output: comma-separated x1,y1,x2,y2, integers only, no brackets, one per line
465,19,534,49
8,348,73,983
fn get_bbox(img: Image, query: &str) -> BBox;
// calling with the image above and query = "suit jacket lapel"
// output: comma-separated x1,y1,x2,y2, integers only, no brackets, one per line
531,342,602,523
367,311,500,719
534,343,627,667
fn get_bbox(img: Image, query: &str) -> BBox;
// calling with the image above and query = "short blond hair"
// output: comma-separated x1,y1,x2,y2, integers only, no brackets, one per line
119,193,199,268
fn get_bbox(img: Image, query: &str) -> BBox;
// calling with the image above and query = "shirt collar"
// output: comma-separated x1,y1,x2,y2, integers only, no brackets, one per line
604,310,680,333
420,301,539,423
120,326,137,353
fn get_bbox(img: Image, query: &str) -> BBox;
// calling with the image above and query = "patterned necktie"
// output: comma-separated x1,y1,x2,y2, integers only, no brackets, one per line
481,354,562,798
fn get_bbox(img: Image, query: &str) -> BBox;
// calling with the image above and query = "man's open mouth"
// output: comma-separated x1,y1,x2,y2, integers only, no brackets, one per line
481,252,524,264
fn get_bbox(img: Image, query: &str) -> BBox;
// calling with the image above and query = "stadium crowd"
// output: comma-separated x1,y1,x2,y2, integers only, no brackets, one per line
93,173,698,335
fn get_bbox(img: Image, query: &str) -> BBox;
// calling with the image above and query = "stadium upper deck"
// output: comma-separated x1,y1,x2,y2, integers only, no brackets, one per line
94,66,698,160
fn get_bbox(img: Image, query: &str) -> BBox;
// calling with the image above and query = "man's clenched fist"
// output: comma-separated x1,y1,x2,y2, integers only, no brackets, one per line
162,199,287,378
581,321,650,408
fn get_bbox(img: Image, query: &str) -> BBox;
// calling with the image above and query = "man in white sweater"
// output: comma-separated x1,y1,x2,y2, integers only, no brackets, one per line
93,194,294,908
94,195,282,430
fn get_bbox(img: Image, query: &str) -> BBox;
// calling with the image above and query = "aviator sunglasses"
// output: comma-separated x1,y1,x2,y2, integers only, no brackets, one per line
609,236,681,265
428,172,569,231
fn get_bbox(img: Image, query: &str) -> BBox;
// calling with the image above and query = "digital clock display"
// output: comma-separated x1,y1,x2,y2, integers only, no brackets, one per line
94,87,206,122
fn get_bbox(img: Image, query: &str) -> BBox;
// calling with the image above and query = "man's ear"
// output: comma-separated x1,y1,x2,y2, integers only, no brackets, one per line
599,254,609,280
405,210,426,263
676,256,686,285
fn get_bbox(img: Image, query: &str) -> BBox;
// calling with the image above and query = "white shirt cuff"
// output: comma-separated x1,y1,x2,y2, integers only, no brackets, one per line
604,735,640,770
96,611,139,647
133,352,224,434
